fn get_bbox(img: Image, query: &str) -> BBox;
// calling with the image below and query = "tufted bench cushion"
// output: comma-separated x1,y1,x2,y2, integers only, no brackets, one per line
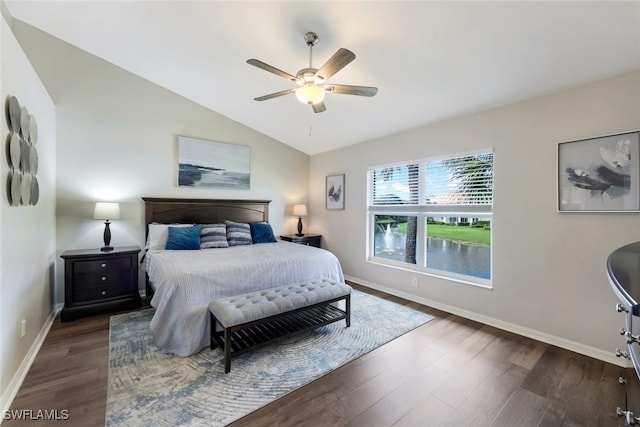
208,278,352,328
209,278,352,373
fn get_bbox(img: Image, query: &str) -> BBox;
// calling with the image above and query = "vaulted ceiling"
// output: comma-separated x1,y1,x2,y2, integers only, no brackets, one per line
5,1,640,155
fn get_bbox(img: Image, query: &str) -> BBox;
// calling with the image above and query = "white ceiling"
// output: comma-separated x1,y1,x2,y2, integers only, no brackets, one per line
5,1,640,155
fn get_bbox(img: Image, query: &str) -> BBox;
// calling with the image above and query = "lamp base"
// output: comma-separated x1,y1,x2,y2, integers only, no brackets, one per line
102,220,113,252
296,216,304,237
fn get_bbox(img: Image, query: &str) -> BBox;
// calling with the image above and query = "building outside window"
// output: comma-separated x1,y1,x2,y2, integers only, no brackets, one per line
368,149,493,287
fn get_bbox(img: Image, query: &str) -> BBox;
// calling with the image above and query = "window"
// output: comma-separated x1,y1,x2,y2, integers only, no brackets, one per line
367,150,493,287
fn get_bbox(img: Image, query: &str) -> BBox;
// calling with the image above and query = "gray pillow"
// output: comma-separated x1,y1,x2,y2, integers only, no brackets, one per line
225,220,252,246
200,224,229,249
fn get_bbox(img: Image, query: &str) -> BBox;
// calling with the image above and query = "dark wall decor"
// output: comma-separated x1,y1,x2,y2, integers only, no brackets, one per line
558,130,639,212
326,174,345,210
5,95,39,206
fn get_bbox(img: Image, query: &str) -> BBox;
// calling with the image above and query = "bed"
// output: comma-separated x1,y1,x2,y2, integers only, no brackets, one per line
142,197,345,357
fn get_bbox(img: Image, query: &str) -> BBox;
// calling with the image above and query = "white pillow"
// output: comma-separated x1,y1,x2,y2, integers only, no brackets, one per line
145,223,193,251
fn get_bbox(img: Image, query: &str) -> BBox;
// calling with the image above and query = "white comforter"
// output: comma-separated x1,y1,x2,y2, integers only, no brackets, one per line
147,241,344,356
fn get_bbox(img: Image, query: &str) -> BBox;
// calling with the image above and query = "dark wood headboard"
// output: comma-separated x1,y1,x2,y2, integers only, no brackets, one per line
142,197,271,237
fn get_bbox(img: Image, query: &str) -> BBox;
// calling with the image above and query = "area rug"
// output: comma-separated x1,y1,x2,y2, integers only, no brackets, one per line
106,289,433,426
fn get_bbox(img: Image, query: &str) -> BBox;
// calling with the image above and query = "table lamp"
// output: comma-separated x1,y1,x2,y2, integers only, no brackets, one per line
293,204,307,237
93,202,120,251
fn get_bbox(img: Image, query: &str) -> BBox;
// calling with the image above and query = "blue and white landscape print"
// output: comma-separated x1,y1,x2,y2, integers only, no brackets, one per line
178,136,250,190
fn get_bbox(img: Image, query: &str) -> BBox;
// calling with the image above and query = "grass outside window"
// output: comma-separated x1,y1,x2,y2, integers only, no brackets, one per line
394,222,490,246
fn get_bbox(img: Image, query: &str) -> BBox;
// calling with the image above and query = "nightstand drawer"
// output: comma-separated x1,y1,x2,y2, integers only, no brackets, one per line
72,257,132,288
280,234,322,248
74,283,130,303
299,237,320,247
74,257,130,275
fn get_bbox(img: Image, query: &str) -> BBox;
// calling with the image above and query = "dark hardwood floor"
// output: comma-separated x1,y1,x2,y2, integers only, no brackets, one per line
5,284,626,426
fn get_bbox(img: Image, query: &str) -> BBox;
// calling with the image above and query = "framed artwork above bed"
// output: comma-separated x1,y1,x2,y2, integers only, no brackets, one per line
177,136,251,190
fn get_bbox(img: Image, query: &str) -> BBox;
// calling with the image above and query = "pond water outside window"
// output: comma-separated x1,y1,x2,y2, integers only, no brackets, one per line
373,215,491,280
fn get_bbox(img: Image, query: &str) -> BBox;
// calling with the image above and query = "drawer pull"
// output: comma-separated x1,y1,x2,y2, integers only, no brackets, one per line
615,348,631,359
101,263,107,268
101,290,107,296
617,407,640,424
620,328,640,345
620,376,627,385
101,276,107,281
617,303,629,313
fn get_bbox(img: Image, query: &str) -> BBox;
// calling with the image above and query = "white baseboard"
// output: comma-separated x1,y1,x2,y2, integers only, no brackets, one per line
0,303,63,423
345,275,631,369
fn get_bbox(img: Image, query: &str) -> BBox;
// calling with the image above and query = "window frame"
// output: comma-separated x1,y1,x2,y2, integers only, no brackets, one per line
367,148,493,288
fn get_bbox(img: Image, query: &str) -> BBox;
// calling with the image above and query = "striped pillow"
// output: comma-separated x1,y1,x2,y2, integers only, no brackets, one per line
200,224,228,249
225,220,252,246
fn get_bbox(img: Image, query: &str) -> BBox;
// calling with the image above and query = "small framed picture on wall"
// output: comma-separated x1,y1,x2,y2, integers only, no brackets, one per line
326,174,345,210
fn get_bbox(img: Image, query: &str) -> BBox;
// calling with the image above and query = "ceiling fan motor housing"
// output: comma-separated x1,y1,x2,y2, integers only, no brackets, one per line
296,67,324,85
304,32,319,47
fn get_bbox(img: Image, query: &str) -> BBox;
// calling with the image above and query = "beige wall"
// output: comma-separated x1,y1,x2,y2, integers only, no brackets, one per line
10,20,310,303
0,15,57,414
310,70,640,365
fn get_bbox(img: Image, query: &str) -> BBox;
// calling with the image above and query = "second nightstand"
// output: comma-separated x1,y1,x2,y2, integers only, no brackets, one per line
280,234,322,248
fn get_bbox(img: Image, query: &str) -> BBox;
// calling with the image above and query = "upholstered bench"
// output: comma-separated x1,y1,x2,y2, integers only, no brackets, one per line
209,278,352,373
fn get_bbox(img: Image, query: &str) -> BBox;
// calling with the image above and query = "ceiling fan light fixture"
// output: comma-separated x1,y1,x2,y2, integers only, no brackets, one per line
296,84,325,105
248,31,376,113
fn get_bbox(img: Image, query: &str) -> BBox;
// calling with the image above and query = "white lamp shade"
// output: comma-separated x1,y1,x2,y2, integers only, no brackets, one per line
93,202,121,220
292,204,307,216
295,84,325,105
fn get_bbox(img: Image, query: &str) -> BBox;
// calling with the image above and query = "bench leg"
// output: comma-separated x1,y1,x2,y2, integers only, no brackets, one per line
210,313,216,350
224,327,232,374
346,294,351,327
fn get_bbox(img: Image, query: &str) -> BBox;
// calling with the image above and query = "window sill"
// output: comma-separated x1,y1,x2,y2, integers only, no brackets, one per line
366,257,493,290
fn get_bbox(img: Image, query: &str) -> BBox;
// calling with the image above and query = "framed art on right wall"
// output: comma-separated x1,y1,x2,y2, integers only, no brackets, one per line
326,174,345,210
558,130,640,212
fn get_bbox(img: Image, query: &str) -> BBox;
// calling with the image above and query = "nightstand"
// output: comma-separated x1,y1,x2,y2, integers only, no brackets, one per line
60,246,141,321
280,234,322,248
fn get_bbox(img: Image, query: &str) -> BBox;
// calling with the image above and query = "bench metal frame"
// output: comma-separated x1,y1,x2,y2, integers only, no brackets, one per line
210,294,351,373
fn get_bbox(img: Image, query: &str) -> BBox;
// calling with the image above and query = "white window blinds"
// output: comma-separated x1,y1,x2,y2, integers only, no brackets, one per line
425,153,493,205
371,164,420,206
369,151,493,211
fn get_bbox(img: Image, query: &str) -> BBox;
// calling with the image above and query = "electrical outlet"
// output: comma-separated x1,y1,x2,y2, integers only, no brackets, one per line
20,319,26,338
411,277,418,288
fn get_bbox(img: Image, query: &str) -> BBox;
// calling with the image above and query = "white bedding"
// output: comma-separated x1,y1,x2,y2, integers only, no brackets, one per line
147,240,344,356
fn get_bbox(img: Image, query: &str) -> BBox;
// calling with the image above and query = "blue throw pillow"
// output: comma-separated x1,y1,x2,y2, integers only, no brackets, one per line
250,222,277,244
225,220,252,246
165,225,202,250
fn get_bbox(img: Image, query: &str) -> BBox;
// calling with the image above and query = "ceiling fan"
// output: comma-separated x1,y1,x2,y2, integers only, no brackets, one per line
247,32,378,113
